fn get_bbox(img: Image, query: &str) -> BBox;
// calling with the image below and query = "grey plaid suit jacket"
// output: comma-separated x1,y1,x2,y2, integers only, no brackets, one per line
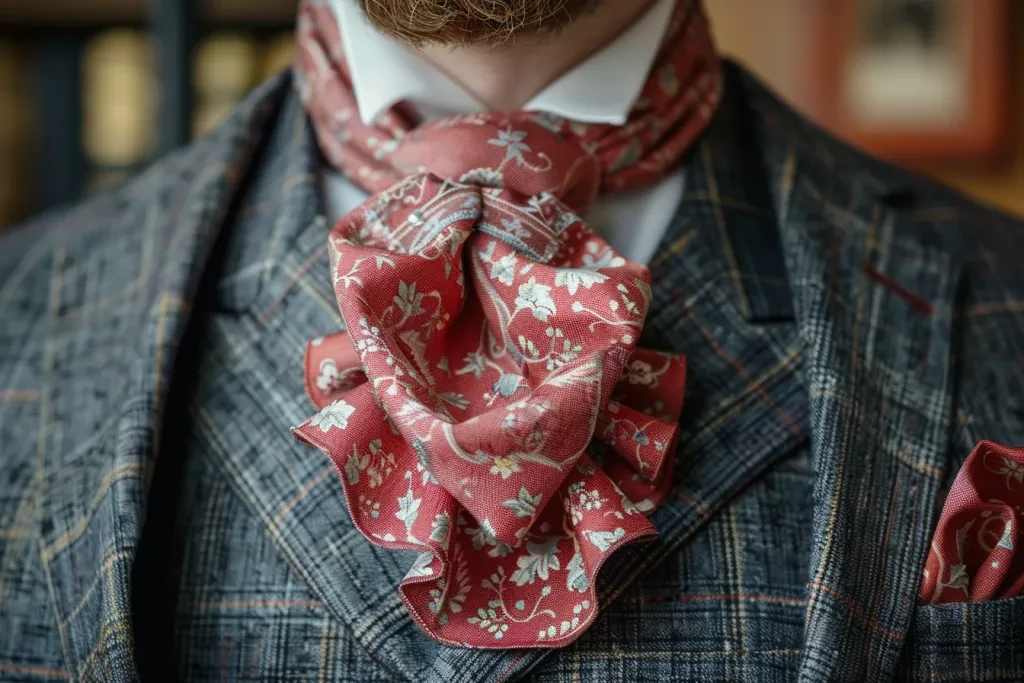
2,61,1023,682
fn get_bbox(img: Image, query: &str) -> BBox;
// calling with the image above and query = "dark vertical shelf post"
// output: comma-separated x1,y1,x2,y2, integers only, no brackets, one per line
35,35,85,211
151,0,196,155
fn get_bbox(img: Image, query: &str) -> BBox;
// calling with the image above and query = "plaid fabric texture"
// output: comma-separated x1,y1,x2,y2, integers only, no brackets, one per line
1,62,1023,682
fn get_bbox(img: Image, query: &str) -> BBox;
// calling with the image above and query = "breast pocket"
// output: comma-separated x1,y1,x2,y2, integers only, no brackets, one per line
900,596,1024,681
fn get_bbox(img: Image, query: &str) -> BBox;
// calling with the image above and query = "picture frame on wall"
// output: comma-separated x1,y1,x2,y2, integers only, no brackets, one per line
808,0,1012,164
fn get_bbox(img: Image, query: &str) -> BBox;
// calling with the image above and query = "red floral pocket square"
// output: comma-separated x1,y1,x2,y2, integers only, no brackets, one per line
920,440,1024,604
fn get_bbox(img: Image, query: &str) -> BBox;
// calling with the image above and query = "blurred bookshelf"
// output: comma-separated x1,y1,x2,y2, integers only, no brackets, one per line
0,0,298,27
0,0,298,228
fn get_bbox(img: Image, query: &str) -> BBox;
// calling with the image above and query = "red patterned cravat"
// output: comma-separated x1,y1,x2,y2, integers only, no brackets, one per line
292,0,721,648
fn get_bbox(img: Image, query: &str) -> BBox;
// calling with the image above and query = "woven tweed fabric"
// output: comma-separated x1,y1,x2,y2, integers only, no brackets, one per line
2,62,1024,681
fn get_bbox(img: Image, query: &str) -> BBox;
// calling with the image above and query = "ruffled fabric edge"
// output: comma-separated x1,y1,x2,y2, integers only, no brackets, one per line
294,332,686,648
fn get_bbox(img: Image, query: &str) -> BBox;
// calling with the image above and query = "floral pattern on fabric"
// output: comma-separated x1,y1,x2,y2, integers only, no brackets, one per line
293,177,687,648
292,0,719,649
920,440,1024,604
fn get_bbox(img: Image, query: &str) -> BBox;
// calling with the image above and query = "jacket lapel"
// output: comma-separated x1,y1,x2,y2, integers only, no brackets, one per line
766,125,961,680
36,76,290,680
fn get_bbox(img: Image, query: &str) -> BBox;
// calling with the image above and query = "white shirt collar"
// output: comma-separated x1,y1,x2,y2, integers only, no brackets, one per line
329,0,676,126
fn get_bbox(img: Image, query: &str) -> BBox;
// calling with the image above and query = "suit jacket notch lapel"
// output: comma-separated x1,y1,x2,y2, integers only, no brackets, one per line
778,148,961,681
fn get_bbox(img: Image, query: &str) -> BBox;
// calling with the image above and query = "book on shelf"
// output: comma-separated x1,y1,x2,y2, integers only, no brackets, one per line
0,41,32,228
192,31,296,137
2,24,300,226
82,30,156,170
192,32,258,137
263,32,296,81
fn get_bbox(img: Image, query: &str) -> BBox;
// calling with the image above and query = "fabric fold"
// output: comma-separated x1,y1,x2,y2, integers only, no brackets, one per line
305,333,366,408
293,174,686,647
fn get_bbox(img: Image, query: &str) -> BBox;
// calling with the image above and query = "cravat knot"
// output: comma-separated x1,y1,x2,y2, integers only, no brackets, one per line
387,117,604,215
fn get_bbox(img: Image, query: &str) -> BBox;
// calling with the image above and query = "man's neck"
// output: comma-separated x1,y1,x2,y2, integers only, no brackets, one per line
416,0,659,112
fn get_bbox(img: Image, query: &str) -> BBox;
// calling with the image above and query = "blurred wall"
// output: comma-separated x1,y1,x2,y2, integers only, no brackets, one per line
707,0,1024,217
705,0,816,104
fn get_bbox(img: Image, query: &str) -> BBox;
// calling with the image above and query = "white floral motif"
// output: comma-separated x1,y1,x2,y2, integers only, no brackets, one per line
501,218,530,240
625,360,655,386
468,518,496,549
515,277,556,322
405,552,435,578
502,487,542,519
438,392,470,411
308,399,355,433
998,457,1024,485
467,518,513,557
428,541,471,625
467,603,510,640
488,128,531,165
511,536,561,586
415,446,438,486
565,550,588,592
368,135,400,160
585,527,626,551
393,281,424,318
536,599,591,641
553,268,609,296
928,523,973,602
946,563,970,595
633,498,655,513
490,457,522,480
581,490,604,511
581,241,627,270
471,567,557,639
345,438,395,488
459,167,504,187
357,495,381,519
457,351,487,378
997,522,1015,550
429,512,452,549
518,336,540,359
545,333,583,371
396,484,421,538
492,373,523,398
565,481,587,525
315,358,342,393
490,254,517,286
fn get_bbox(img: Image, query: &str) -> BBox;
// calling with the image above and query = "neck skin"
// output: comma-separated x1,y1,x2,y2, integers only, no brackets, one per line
417,0,659,111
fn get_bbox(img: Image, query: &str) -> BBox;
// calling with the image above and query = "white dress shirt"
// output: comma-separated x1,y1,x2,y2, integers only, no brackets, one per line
321,0,685,265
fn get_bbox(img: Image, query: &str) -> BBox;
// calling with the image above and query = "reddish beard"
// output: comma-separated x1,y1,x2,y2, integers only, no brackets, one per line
357,0,603,47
